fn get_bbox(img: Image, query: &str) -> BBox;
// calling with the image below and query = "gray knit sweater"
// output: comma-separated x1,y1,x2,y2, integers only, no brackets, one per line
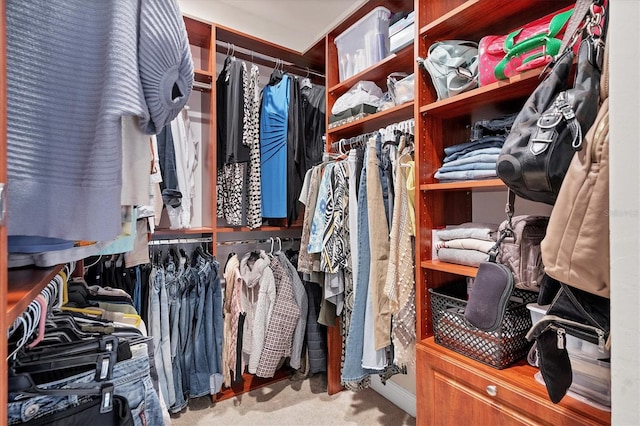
6,0,193,241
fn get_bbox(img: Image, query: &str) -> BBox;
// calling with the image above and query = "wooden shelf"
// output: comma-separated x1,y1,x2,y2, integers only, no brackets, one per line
6,265,64,324
194,69,213,84
419,0,574,42
327,101,414,138
420,67,545,119
184,15,212,49
420,178,505,191
328,43,414,97
153,227,214,236
421,260,478,277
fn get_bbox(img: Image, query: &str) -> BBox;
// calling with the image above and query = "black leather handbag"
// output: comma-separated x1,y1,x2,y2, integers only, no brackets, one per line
496,5,605,205
526,276,610,403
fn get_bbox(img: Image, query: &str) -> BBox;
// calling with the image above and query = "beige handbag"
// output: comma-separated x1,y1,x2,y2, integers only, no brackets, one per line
541,34,610,298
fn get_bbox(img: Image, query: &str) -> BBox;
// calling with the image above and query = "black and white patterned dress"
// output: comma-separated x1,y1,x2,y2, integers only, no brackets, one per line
217,62,249,226
246,64,262,228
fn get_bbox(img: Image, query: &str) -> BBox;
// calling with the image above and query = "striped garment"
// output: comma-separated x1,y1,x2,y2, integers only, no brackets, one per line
6,0,193,242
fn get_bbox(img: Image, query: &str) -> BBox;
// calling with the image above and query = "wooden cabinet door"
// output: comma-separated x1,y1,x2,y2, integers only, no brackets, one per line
429,366,537,425
418,343,537,425
417,341,610,426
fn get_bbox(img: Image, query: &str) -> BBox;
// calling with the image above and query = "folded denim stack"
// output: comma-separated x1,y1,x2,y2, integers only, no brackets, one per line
435,112,518,182
434,136,504,181
435,222,499,267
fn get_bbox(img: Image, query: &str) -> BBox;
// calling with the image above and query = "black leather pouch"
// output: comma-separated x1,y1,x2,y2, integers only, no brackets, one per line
535,325,573,403
464,261,514,331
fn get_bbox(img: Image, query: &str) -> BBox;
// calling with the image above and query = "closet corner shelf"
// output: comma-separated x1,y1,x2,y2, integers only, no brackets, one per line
421,260,478,278
419,0,572,40
7,265,64,324
420,179,505,191
153,227,214,236
327,43,414,96
327,102,414,139
419,67,544,119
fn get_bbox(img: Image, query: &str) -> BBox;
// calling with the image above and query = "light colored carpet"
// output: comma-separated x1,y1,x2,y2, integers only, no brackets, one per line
170,374,416,426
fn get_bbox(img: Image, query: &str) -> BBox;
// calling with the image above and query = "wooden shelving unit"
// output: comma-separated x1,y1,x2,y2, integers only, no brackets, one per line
323,0,415,395
325,0,415,150
327,101,414,138
414,0,610,424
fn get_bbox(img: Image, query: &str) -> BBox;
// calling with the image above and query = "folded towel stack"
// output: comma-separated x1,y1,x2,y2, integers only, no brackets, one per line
435,222,499,267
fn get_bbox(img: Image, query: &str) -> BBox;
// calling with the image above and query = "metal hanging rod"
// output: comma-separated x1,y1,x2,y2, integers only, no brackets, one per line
217,236,301,246
149,237,213,246
215,41,325,79
329,118,415,152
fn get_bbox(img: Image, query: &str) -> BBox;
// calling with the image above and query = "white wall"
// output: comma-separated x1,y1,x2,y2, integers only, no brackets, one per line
178,0,366,53
610,2,640,424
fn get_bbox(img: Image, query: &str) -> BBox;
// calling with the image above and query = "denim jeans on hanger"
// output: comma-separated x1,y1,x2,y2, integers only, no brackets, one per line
190,260,213,398
364,136,392,361
179,267,198,398
341,151,382,386
203,257,224,394
150,266,175,408
8,342,163,426
166,261,187,413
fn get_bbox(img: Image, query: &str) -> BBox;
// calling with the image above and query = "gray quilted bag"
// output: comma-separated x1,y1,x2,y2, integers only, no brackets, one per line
497,215,549,292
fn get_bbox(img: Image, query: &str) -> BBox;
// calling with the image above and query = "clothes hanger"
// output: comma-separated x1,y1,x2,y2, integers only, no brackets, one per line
301,67,313,89
26,296,47,349
269,59,284,85
18,334,119,363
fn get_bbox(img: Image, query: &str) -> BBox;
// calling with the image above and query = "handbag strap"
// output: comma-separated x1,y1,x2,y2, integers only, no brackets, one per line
488,189,517,262
559,0,604,53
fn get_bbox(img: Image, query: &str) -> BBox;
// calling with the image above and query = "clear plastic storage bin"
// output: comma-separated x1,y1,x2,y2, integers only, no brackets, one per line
391,73,414,105
527,303,611,408
334,6,391,82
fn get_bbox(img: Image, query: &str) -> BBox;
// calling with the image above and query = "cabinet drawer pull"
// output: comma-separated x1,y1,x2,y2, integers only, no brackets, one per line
486,385,498,397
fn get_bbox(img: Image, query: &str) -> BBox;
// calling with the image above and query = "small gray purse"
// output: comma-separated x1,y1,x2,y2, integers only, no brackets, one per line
418,40,479,100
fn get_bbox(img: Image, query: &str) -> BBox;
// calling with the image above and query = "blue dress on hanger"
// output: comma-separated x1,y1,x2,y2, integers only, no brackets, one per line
260,74,290,218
